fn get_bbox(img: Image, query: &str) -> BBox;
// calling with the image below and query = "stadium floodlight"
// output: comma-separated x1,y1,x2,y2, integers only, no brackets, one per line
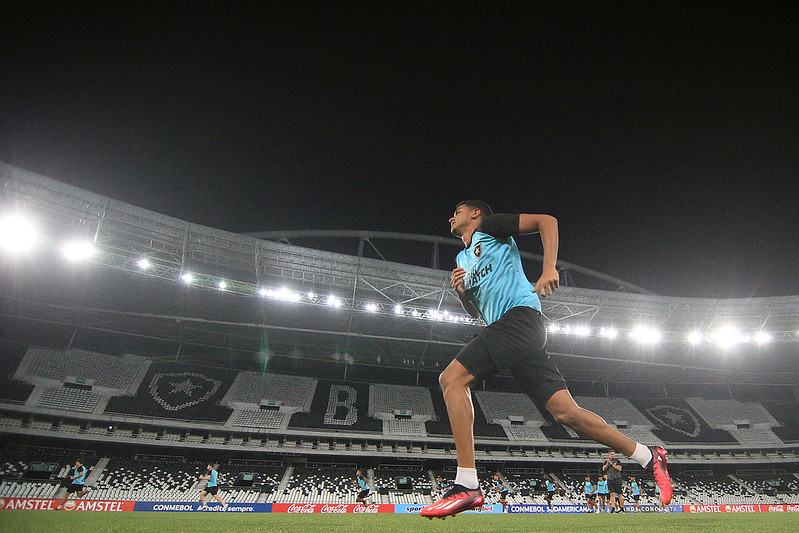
180,272,194,284
710,325,746,347
599,327,618,339
365,302,378,313
326,294,343,308
574,325,591,337
411,309,420,317
258,287,269,297
275,287,301,302
393,304,403,315
62,240,96,261
306,291,316,301
0,213,38,254
137,258,152,270
630,325,662,344
547,323,560,333
217,280,227,290
687,331,703,344
754,331,771,344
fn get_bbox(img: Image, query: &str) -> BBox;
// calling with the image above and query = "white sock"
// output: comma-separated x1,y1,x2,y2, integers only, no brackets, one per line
454,467,479,489
630,442,652,468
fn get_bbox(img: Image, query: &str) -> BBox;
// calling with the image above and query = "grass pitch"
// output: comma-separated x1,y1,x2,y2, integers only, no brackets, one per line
2,510,798,533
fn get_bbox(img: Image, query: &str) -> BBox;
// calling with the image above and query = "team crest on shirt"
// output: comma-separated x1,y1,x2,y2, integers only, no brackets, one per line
473,242,482,258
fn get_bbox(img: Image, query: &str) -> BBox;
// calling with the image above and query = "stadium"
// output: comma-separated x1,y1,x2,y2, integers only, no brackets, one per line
1,162,798,530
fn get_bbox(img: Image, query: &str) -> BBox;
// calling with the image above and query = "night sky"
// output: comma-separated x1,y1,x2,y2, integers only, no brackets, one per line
2,3,797,298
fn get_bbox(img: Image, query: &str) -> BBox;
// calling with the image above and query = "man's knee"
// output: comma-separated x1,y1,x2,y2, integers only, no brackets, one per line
438,367,471,391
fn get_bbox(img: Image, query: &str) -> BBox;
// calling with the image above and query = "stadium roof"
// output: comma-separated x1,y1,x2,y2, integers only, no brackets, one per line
1,162,798,385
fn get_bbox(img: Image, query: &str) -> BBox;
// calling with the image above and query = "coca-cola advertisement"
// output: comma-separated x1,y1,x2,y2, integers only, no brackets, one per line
272,503,393,513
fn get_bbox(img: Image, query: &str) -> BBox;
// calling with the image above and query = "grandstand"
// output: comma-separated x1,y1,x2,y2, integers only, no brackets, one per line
1,162,798,508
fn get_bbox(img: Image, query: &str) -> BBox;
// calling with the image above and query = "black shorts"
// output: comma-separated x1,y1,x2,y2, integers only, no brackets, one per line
500,490,508,499
357,489,369,499
203,486,219,495
608,479,623,494
546,490,555,499
585,494,595,502
66,483,85,494
455,306,567,407
633,494,640,501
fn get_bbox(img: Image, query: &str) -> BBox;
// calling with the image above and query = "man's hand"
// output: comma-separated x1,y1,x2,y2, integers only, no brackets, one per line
451,267,468,296
533,265,559,297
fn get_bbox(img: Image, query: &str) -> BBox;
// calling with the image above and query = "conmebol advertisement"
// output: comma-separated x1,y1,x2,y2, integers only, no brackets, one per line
134,502,272,512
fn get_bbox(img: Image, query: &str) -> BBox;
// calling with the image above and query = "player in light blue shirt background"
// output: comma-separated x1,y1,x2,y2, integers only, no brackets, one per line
200,463,227,510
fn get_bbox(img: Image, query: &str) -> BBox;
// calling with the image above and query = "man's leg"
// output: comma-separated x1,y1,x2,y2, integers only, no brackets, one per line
545,389,637,455
439,359,477,469
56,490,70,509
420,359,485,518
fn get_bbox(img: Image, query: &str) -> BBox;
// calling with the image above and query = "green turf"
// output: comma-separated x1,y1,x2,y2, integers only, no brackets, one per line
2,511,798,533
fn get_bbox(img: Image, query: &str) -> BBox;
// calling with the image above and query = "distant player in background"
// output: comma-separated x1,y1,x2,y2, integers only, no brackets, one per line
656,482,665,512
630,476,641,512
55,458,89,510
491,473,509,513
436,475,451,496
544,475,556,510
419,201,672,519
596,474,608,512
354,469,370,505
584,475,597,512
199,463,227,510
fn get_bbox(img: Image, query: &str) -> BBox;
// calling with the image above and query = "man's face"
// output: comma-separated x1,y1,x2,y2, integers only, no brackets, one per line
609,451,616,460
449,204,477,237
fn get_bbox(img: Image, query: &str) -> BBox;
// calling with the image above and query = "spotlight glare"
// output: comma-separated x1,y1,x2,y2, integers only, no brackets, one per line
754,331,771,344
217,280,227,290
393,304,403,315
600,327,618,339
258,287,269,297
180,272,194,284
63,241,96,261
688,331,703,344
326,295,342,308
137,258,152,270
574,325,591,337
0,213,38,254
365,302,378,313
631,325,661,344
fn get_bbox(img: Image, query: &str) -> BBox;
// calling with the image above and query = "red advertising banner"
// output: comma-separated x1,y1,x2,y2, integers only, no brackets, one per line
272,503,394,513
0,498,135,512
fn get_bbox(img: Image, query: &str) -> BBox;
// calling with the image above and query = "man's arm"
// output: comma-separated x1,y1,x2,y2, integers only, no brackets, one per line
451,267,481,318
518,214,559,297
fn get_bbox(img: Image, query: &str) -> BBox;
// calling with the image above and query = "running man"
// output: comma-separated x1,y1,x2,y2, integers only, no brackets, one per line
544,476,556,510
491,473,509,513
199,463,227,510
630,476,641,512
436,475,451,495
419,201,672,519
354,469,370,505
55,458,89,510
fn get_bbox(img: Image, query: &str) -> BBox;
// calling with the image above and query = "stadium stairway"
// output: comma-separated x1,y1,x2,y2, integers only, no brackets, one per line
85,457,110,486
276,465,294,497
549,472,577,504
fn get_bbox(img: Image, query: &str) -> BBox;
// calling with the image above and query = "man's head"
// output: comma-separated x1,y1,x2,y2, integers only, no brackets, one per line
450,200,492,238
585,475,591,481
609,450,616,460
493,473,499,480
75,458,83,466
207,463,215,471
630,476,636,482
